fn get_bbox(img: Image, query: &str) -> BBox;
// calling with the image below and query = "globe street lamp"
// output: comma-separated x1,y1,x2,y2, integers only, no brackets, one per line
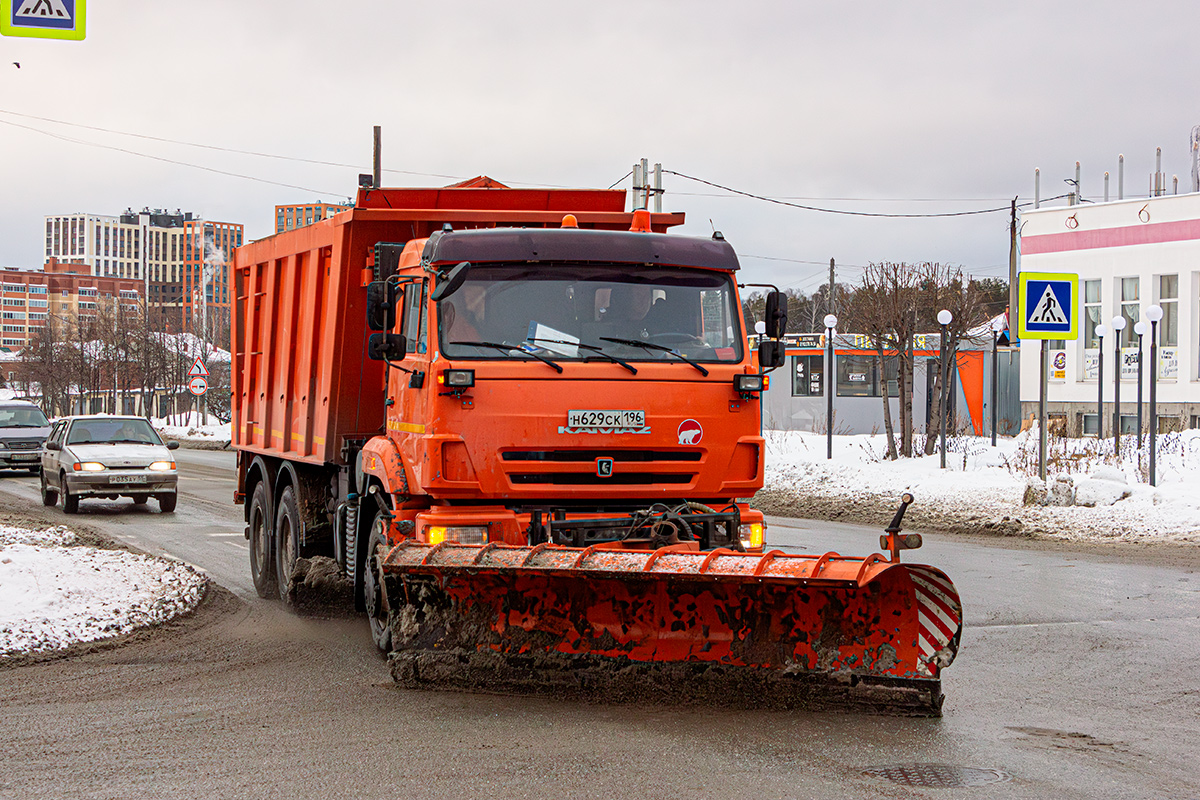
937,309,953,468
824,314,838,460
1145,304,1163,485
1110,315,1126,454
1095,323,1108,439
990,316,1005,447
1133,319,1148,447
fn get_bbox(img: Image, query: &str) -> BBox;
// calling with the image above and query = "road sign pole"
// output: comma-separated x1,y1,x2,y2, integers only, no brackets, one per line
1039,340,1047,481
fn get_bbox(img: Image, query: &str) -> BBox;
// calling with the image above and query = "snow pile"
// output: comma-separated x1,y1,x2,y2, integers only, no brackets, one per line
760,428,1200,543
152,412,230,446
0,525,208,657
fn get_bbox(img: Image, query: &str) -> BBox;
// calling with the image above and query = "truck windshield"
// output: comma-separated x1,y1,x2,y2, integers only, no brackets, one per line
438,264,743,363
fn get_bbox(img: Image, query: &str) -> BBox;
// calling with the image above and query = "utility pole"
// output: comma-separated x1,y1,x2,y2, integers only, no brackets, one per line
373,125,382,189
828,258,835,318
1008,198,1017,339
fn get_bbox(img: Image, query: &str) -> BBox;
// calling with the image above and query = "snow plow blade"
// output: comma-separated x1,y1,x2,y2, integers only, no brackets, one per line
378,541,962,715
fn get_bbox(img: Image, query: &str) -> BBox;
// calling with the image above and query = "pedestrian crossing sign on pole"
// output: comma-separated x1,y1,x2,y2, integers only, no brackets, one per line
1018,272,1078,340
1,0,86,40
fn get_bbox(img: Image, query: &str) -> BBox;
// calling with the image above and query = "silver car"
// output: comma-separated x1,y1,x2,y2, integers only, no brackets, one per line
0,400,51,473
40,415,180,514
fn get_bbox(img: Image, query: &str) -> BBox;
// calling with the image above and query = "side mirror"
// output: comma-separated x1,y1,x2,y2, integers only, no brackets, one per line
764,291,788,339
366,281,396,331
367,332,407,361
430,262,471,302
46,440,62,451
758,340,786,369
167,441,180,451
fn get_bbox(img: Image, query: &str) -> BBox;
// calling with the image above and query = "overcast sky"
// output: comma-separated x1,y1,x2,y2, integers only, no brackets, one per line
2,1,1199,293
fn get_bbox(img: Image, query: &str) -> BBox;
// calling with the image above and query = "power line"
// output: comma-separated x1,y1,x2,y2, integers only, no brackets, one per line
665,170,1015,218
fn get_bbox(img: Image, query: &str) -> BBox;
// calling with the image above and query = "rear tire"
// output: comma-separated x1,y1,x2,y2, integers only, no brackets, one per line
40,470,57,506
157,492,177,513
248,482,276,599
364,515,393,653
61,475,78,514
274,485,300,605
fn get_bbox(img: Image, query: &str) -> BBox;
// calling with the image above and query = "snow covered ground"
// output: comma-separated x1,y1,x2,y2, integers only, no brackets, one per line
0,526,207,659
153,411,230,446
760,428,1200,544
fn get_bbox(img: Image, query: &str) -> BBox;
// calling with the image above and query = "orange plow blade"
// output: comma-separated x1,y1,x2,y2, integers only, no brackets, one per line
379,542,962,715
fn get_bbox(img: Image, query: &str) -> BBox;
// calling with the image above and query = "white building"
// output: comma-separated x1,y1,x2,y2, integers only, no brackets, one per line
1018,192,1200,435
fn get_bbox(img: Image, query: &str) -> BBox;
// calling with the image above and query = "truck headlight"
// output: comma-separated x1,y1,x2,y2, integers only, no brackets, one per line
426,525,488,545
738,522,765,549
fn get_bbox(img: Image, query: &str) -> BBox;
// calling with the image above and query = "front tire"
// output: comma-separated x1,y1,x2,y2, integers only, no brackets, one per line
364,515,393,653
61,474,78,514
248,482,276,599
274,485,300,605
157,492,177,513
40,470,57,506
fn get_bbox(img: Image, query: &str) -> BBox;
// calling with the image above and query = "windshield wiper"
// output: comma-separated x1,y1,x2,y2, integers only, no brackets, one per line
598,337,709,376
526,338,637,374
449,340,563,373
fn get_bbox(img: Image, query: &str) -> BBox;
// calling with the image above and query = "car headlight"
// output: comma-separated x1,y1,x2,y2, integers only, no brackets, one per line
148,461,175,471
426,525,488,545
74,462,106,472
738,522,765,550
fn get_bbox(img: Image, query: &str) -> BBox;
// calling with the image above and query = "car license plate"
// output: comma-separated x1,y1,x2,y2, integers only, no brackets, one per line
567,409,645,429
10,453,38,461
110,475,147,484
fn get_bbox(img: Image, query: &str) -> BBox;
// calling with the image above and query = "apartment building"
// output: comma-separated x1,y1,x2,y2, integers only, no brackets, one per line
0,258,142,349
274,201,350,233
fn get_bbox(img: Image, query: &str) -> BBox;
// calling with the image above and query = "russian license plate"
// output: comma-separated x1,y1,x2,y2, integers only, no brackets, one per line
10,453,38,461
110,475,147,484
567,409,645,429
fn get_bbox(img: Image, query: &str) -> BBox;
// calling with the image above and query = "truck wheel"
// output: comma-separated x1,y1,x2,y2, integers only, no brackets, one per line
274,485,301,605
364,515,392,653
40,470,58,506
61,475,78,515
248,482,277,599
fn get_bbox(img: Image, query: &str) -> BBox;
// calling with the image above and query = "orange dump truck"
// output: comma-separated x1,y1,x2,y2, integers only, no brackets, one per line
231,179,961,713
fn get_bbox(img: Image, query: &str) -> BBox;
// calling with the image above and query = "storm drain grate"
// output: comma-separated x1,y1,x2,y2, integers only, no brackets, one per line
863,764,1012,788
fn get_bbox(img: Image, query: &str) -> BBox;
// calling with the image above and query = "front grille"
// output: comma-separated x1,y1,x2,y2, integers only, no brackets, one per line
503,449,701,462
4,440,41,451
509,472,694,486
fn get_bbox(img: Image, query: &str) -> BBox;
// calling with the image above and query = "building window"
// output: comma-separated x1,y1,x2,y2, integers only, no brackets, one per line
836,354,899,398
1118,277,1139,347
791,354,825,397
1081,413,1099,436
1083,279,1101,348
1157,274,1178,347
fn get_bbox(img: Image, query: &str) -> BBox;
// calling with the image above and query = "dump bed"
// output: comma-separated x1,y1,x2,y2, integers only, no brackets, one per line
231,183,682,466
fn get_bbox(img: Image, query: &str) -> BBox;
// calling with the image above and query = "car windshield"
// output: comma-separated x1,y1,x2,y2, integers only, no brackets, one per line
0,406,50,428
66,418,162,446
437,264,744,363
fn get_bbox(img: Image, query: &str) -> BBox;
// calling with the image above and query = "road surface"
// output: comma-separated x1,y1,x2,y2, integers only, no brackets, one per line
0,452,1197,799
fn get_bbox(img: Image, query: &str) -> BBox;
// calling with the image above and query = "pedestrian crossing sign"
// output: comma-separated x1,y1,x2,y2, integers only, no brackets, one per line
1,0,85,40
1018,271,1078,340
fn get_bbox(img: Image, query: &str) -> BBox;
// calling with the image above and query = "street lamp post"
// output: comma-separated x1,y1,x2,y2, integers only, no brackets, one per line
990,317,1004,446
937,309,953,468
1133,320,1147,447
1095,323,1108,439
1145,304,1163,485
1111,315,1126,454
824,314,838,460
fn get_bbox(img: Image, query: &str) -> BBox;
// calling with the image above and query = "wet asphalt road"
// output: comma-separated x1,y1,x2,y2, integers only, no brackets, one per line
1,453,1198,799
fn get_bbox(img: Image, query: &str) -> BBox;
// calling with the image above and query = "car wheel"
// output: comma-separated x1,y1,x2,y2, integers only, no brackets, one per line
132,496,148,505
364,514,393,653
27,466,39,475
274,485,301,605
158,492,177,513
40,470,58,506
61,474,78,515
248,482,276,599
